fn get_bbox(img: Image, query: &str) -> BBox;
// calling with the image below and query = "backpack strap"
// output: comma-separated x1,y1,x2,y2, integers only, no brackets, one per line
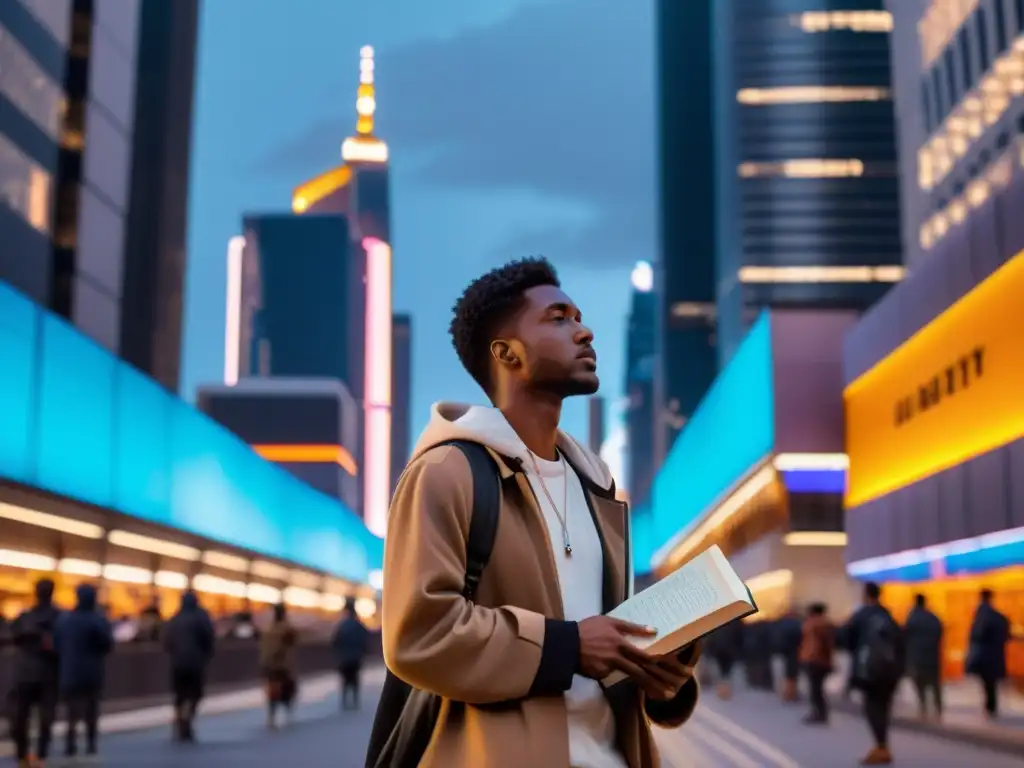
436,440,501,602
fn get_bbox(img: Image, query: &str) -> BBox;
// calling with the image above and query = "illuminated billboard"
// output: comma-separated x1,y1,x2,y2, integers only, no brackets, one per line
845,249,1024,508
0,281,382,581
650,313,775,556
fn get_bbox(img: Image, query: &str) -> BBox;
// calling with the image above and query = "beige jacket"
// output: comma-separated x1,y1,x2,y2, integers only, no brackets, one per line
382,403,699,768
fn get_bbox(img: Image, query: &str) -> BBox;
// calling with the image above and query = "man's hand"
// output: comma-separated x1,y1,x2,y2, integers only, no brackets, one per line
641,653,696,701
577,616,667,692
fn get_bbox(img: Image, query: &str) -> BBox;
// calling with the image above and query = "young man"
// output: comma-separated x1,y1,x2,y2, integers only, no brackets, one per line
383,258,700,768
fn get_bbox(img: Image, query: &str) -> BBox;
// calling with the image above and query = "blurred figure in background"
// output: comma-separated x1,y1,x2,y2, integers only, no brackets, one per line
260,603,298,728
55,584,114,761
332,598,369,710
774,609,803,703
965,588,1010,719
135,602,162,643
798,602,835,725
744,619,774,691
706,620,744,700
163,591,215,742
843,581,904,766
903,593,943,720
9,578,61,768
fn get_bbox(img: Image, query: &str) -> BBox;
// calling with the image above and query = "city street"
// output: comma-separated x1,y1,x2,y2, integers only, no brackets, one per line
30,668,1021,767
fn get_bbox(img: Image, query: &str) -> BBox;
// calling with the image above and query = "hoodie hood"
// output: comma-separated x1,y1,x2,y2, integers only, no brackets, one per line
411,402,615,490
75,584,97,611
180,592,199,612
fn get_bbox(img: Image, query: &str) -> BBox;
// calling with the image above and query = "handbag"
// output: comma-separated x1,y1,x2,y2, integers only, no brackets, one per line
365,440,501,768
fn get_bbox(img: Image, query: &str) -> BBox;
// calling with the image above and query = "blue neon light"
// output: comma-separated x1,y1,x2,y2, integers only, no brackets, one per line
849,532,1024,583
0,283,36,482
650,312,775,564
782,469,846,494
0,281,381,582
630,503,656,576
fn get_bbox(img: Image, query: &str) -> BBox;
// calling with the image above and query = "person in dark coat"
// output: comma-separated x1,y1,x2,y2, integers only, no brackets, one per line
903,593,943,718
841,581,903,766
743,620,775,691
706,619,744,699
55,583,114,759
774,610,804,702
162,591,215,741
965,589,1010,719
9,578,61,767
332,599,370,710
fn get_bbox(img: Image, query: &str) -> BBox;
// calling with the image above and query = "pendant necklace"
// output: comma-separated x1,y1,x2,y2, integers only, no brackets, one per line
527,450,572,556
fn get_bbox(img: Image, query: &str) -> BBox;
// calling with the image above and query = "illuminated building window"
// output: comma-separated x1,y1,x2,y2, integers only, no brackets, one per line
669,302,716,320
0,132,52,233
738,159,865,178
738,266,905,284
918,0,980,69
918,36,1024,191
919,140,1019,250
793,11,892,33
736,86,890,105
0,24,63,139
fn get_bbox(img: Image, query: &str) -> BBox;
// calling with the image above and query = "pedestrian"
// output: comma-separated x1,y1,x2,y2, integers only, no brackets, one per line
965,588,1010,719
744,619,774,691
54,584,114,761
706,620,743,700
370,259,700,768
903,593,943,719
798,602,834,725
162,590,215,742
260,603,298,729
775,609,803,702
332,598,369,710
843,581,904,766
9,578,61,768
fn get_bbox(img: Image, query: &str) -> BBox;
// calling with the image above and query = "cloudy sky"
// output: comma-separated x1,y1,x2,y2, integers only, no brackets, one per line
183,0,656,449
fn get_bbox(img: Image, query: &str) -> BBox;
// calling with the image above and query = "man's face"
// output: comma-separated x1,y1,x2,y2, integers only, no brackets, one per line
505,284,599,397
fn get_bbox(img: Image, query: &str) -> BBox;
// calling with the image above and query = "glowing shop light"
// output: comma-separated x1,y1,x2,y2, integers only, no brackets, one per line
342,136,389,164
224,236,245,385
631,261,653,292
363,237,393,537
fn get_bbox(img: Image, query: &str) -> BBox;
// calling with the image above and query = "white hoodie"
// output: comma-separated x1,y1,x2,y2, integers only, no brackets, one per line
411,403,630,768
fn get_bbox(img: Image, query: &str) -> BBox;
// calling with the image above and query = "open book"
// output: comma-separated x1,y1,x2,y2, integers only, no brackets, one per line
603,545,758,686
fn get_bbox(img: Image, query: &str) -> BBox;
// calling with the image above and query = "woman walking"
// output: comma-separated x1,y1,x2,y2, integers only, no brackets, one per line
260,604,298,729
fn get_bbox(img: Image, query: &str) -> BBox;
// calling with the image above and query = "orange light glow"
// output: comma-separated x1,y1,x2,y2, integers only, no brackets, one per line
251,444,358,476
845,248,1024,508
291,165,352,214
363,237,392,537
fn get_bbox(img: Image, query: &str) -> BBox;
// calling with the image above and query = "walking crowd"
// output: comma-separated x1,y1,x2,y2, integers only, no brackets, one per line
704,582,1015,766
1,578,370,767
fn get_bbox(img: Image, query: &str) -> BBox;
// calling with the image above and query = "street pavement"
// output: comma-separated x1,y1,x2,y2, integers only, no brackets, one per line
19,666,1024,767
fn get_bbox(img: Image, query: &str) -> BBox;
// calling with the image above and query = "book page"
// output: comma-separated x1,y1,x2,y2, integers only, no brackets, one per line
608,546,741,650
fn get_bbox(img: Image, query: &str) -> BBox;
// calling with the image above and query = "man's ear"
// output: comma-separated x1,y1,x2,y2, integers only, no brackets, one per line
490,339,519,368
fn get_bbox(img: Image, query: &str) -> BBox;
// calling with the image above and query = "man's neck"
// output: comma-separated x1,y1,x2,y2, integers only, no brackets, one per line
497,388,562,460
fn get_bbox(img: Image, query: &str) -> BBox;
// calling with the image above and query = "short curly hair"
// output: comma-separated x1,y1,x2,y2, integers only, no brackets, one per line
449,257,560,395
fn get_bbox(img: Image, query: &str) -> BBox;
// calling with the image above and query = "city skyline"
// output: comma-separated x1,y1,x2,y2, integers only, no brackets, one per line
183,0,650,447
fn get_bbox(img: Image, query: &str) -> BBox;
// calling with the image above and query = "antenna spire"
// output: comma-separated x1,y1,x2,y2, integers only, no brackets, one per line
356,45,376,136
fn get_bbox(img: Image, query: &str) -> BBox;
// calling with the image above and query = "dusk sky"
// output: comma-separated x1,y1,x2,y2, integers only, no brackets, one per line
182,0,657,459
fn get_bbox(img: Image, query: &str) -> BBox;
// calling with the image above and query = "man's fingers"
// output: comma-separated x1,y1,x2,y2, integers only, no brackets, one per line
613,619,658,637
620,641,657,668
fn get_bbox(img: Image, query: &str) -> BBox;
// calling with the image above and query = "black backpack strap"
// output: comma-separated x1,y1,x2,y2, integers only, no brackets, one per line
437,440,501,602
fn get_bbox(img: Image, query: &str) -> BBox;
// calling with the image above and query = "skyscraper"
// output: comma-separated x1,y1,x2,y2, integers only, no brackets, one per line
390,313,412,497
223,46,396,537
841,0,1024,679
713,3,903,365
0,0,199,390
655,0,719,465
624,262,657,506
232,213,361,388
